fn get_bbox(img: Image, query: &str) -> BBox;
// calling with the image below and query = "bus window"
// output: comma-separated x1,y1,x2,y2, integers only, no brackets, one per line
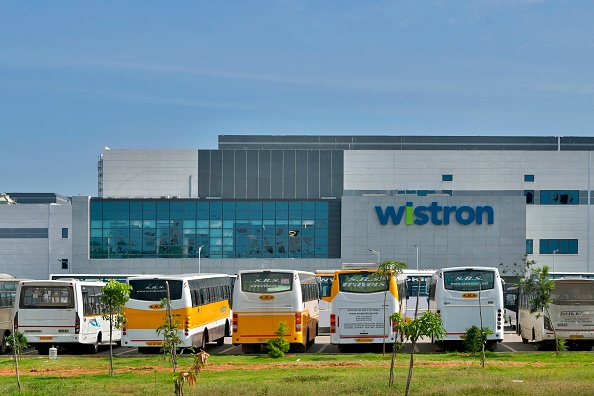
240,272,293,293
128,279,184,301
443,269,495,291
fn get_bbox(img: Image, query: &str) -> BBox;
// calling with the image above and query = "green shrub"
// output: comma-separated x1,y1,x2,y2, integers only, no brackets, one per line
267,322,290,358
464,325,492,355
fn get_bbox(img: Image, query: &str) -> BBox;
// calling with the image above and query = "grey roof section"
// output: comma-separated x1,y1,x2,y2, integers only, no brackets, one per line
218,135,594,151
6,193,71,205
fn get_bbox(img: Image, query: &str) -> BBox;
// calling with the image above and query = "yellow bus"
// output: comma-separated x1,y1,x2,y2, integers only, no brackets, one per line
232,269,319,353
121,273,233,353
315,270,337,334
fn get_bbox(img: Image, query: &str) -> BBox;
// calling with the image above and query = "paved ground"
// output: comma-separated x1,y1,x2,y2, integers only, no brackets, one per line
19,328,591,357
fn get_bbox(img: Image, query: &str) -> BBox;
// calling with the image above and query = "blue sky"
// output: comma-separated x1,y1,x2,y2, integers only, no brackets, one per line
1,1,593,197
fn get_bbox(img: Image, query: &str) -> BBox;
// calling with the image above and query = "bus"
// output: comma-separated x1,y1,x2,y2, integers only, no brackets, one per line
232,269,319,353
14,279,119,354
315,270,337,334
429,266,504,352
329,266,407,352
0,276,22,354
402,269,435,320
50,273,139,283
121,273,233,353
517,273,594,351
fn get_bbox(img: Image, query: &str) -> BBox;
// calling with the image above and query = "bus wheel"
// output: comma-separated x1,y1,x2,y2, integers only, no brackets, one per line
200,331,208,350
216,337,225,346
88,338,100,354
306,330,315,346
0,332,7,354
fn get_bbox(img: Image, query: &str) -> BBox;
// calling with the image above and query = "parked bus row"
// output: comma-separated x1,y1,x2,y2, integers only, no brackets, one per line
2,267,594,354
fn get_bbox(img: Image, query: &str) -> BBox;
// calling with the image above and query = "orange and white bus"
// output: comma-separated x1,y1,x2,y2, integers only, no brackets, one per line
232,269,319,353
121,273,233,353
329,265,406,351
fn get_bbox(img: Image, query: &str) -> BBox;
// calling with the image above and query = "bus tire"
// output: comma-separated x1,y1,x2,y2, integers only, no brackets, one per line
200,330,208,350
0,332,7,354
88,335,100,354
216,337,225,346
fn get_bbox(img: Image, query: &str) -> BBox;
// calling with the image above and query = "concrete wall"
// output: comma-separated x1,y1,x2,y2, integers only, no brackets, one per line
0,203,72,279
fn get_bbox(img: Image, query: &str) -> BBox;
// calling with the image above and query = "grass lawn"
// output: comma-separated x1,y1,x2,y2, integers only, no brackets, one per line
0,351,593,395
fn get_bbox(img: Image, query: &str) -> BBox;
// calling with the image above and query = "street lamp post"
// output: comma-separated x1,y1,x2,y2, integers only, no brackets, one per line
415,245,419,270
553,249,560,271
198,245,203,273
369,249,381,264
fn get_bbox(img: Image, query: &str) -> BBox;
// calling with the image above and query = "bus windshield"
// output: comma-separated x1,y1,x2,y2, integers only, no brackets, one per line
443,270,495,291
129,279,184,301
241,272,293,293
552,281,594,304
338,272,388,293
20,286,74,308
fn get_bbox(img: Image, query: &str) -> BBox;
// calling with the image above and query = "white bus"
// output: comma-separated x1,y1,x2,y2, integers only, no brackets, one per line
122,273,233,353
0,276,22,354
232,269,319,353
329,267,406,352
402,269,435,320
50,273,139,283
517,273,594,351
315,270,337,335
429,267,504,352
14,279,120,354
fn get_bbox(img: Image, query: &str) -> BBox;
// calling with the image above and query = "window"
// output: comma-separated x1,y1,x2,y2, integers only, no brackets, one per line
241,272,293,293
62,228,68,238
524,175,535,182
90,199,334,260
338,272,388,293
442,174,453,182
61,259,69,270
443,269,495,291
526,239,533,255
540,190,578,205
539,239,578,254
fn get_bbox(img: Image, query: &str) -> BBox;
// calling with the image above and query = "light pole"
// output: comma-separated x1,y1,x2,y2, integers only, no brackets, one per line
553,249,560,271
369,249,381,264
415,245,419,270
198,245,203,273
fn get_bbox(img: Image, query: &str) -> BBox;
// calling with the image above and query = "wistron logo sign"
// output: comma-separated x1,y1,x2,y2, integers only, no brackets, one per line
375,202,494,226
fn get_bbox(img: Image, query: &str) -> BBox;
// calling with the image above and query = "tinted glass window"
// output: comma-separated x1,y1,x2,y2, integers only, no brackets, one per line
443,270,495,291
338,272,388,293
20,286,74,308
129,279,184,301
241,272,293,293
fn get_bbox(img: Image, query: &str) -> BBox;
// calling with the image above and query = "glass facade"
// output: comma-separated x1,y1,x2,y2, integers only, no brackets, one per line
90,199,333,259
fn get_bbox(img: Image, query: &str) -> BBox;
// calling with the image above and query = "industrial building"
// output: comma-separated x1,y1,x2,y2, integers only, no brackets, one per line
2,135,593,279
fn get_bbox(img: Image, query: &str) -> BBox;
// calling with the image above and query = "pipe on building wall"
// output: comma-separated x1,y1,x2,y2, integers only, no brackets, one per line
586,151,592,272
189,175,192,198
